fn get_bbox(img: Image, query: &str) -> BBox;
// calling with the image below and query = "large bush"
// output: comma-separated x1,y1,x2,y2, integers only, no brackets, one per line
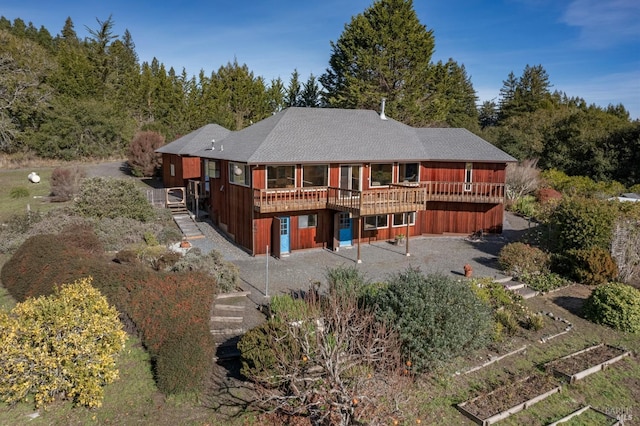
50,165,86,202
74,177,154,222
568,247,619,286
0,278,127,408
582,283,640,333
1,228,218,396
127,131,164,177
370,268,493,372
498,242,550,277
549,197,616,252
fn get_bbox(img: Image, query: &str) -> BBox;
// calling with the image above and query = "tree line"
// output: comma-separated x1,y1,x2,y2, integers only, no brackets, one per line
0,0,638,186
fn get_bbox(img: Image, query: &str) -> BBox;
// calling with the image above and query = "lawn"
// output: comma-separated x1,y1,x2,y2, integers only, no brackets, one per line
0,168,64,223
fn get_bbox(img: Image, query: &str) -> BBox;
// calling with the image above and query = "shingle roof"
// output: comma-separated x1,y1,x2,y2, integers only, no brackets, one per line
191,107,516,164
156,124,230,155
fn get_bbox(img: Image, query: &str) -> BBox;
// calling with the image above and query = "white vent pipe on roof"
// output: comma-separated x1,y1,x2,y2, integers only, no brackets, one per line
380,98,387,120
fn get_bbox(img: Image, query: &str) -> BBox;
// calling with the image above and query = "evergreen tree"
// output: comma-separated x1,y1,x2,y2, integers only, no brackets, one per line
285,69,302,107
267,77,285,113
320,0,436,126
300,74,323,107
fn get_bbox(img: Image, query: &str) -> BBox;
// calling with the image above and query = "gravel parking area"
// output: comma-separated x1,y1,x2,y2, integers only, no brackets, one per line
191,212,533,308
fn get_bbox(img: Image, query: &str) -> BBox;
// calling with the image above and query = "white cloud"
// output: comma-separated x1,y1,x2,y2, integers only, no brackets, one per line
562,0,640,47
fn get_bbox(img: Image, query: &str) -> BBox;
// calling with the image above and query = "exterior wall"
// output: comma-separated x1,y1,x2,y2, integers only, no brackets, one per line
422,161,506,184
420,202,504,234
253,210,333,255
161,153,202,187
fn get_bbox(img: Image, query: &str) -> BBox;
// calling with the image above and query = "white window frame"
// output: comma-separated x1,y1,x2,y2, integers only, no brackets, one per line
364,214,388,230
369,163,393,187
464,162,473,192
392,212,416,227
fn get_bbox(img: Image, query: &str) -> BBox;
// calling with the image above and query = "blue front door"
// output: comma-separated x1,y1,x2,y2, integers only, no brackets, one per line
280,217,290,253
338,213,352,247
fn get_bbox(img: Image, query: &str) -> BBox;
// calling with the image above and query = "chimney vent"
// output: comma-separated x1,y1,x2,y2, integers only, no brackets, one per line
380,98,387,120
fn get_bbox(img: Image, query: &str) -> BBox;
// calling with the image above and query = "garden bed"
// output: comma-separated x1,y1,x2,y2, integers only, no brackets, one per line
547,344,630,384
456,374,561,425
548,405,621,425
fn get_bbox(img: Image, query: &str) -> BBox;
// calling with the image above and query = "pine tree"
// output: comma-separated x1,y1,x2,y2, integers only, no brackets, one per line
285,69,302,107
300,74,323,107
319,0,436,125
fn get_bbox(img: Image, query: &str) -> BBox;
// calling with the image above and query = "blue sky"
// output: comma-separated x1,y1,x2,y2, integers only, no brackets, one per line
4,0,640,119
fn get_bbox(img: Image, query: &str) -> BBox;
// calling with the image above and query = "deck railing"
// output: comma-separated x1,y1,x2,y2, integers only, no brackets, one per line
253,187,328,213
254,182,504,214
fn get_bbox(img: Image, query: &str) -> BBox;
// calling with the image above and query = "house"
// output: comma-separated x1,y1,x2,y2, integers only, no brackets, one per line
156,123,230,188
158,107,517,260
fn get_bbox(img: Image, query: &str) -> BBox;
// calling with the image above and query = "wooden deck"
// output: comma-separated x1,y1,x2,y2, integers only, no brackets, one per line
254,182,505,215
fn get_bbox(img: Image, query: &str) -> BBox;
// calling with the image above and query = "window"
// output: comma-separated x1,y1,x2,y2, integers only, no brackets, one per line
364,215,388,230
399,163,419,183
207,160,220,179
464,162,473,191
370,163,392,186
267,165,295,188
393,212,416,226
229,162,250,186
170,163,175,177
302,164,328,187
299,214,317,228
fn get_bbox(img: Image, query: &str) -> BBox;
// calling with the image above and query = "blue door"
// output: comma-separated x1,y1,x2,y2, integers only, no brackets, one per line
338,213,352,247
280,217,290,253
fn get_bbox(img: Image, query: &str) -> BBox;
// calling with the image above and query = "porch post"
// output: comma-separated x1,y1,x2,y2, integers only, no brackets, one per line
405,213,410,257
357,216,362,264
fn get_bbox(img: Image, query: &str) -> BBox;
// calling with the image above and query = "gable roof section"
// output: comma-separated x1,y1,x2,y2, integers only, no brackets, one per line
416,128,517,163
193,107,516,164
156,123,230,155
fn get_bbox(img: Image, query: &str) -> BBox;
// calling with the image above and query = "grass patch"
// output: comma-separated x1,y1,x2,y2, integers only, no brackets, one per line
0,168,61,223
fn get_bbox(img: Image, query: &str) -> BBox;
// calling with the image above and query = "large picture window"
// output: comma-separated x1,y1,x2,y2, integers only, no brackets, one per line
370,163,393,186
398,163,419,183
267,165,295,188
302,164,328,187
364,214,388,230
229,162,250,186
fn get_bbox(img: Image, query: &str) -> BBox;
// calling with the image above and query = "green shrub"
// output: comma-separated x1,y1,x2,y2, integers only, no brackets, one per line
74,177,154,222
269,294,317,322
370,269,493,372
326,265,367,299
582,283,640,333
522,272,571,293
168,249,239,293
498,242,550,277
238,320,301,387
0,278,127,408
511,195,538,217
549,197,616,252
494,309,519,335
9,186,29,199
568,247,619,286
523,313,545,331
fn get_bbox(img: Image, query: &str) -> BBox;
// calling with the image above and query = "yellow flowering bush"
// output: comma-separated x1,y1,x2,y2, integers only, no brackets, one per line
0,277,127,408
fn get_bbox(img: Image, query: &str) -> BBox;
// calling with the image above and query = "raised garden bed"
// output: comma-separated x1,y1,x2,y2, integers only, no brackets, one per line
548,405,621,425
547,344,630,384
456,374,562,425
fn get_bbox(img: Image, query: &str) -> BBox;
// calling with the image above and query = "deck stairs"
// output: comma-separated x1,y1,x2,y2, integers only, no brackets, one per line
169,205,205,240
